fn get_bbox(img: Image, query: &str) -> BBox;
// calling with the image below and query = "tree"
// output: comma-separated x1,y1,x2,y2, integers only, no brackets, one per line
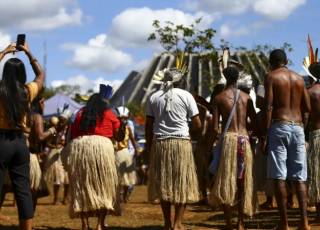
148,18,216,54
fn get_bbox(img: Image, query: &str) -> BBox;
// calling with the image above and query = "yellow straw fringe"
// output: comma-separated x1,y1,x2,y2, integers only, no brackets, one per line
148,138,200,204
61,135,119,218
209,132,254,216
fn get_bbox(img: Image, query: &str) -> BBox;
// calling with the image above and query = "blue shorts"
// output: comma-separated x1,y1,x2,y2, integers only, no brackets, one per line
267,122,307,181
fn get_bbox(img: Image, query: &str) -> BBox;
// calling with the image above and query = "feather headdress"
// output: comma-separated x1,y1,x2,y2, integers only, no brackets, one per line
303,35,318,81
152,52,188,111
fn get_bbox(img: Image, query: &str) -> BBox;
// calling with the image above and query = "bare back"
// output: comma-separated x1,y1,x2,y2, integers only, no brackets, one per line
308,84,320,130
214,88,255,136
268,67,306,122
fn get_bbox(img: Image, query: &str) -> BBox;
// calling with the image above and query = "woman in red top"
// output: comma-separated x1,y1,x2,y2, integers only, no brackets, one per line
62,87,125,230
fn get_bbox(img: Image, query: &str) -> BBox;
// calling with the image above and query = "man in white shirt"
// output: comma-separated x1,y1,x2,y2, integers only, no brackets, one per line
145,68,202,230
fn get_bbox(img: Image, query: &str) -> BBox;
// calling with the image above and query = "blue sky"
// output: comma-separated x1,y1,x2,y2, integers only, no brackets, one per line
0,0,318,92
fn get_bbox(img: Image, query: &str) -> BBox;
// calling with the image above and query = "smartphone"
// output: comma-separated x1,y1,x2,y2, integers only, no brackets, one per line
16,34,26,51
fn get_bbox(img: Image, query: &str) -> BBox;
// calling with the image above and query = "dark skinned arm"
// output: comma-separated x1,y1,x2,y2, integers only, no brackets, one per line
33,114,56,141
302,87,311,129
212,97,220,143
18,42,45,90
264,74,273,134
247,98,257,136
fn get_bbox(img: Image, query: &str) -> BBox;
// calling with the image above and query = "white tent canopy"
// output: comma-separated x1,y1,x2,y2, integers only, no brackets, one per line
44,93,83,117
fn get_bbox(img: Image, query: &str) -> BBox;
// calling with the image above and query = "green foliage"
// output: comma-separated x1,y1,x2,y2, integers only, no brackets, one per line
126,102,145,117
148,18,216,54
41,84,81,100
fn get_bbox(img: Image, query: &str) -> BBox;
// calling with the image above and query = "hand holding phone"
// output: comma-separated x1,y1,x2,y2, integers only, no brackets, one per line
16,34,26,51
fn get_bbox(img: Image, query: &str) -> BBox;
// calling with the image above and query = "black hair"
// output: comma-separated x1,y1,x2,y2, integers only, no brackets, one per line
31,95,44,115
309,62,320,80
0,58,29,128
269,49,287,67
223,66,239,85
79,93,110,131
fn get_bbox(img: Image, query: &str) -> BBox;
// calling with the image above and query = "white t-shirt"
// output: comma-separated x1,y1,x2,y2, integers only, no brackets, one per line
146,88,199,138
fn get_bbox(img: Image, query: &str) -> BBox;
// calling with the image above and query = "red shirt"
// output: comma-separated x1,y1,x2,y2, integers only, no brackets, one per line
71,109,120,139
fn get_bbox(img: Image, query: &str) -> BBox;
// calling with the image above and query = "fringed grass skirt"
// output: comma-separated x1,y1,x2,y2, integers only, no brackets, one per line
61,135,118,218
30,154,41,190
308,129,320,204
45,148,69,185
209,132,254,216
148,138,200,204
115,148,136,186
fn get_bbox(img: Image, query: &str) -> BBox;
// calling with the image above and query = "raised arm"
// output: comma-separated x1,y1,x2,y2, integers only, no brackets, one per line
0,44,15,62
33,114,56,141
18,42,45,90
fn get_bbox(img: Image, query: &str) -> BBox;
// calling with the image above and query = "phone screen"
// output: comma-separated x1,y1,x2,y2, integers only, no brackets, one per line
16,34,26,51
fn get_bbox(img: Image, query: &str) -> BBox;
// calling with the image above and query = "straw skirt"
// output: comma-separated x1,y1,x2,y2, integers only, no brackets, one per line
209,132,254,216
61,135,118,218
115,148,136,186
30,154,41,190
148,138,200,204
308,129,320,204
45,148,69,185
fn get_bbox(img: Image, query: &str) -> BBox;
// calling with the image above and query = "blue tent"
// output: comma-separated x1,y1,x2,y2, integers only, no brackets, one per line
44,93,83,117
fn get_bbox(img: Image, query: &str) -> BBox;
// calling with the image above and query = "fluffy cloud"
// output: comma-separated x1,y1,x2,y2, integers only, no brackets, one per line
0,0,83,31
253,0,306,20
109,7,215,47
50,75,123,93
64,34,133,73
185,0,252,14
220,21,268,38
186,0,306,20
0,31,11,50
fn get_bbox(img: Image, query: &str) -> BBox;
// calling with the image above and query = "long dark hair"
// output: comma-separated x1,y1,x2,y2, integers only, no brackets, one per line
79,93,109,131
0,58,29,128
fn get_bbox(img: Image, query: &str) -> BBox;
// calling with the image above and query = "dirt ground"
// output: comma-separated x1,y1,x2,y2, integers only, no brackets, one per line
0,185,320,230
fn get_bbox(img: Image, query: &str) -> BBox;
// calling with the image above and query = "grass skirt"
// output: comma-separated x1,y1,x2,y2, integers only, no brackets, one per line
44,148,69,185
30,154,41,190
308,129,320,204
61,135,118,218
115,148,136,186
209,132,254,216
148,138,200,204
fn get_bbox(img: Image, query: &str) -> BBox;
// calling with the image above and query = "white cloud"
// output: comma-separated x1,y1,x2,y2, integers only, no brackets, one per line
186,0,306,20
50,75,123,93
185,0,252,14
0,0,83,31
220,21,269,38
253,0,306,20
21,8,82,31
109,7,215,48
64,34,133,73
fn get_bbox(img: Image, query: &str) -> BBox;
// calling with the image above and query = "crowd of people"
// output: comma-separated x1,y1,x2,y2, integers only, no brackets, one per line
0,40,319,230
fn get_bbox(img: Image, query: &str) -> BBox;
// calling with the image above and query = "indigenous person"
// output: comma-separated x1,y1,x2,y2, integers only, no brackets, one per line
253,86,274,209
0,42,45,230
45,114,70,205
61,85,125,230
306,62,320,216
264,49,311,230
209,67,256,230
146,68,202,230
29,96,56,210
114,106,138,203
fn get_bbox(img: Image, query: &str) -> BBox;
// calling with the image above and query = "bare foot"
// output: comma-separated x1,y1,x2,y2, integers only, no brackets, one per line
237,222,245,230
260,201,273,209
0,213,10,221
297,225,310,230
273,225,290,230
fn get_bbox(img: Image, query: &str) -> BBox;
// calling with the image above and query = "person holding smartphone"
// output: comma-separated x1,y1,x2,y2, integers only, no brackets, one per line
0,40,45,230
